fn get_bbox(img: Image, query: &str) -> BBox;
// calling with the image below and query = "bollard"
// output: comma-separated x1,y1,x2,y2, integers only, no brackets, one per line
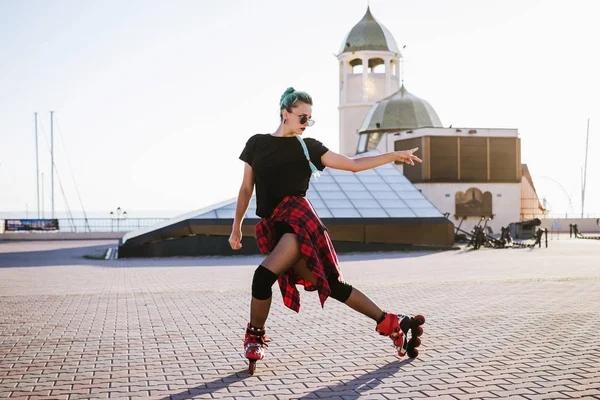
569,223,573,238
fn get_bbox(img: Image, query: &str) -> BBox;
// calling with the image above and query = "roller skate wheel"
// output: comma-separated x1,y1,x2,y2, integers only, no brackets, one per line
412,337,422,348
414,326,423,337
408,348,419,358
414,315,426,325
248,360,256,375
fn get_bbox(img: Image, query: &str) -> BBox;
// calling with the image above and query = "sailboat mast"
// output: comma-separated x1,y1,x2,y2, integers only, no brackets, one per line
34,112,40,218
41,172,45,219
50,111,55,219
581,118,590,218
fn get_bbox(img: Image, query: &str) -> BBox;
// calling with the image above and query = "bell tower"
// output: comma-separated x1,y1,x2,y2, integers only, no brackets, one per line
338,7,402,156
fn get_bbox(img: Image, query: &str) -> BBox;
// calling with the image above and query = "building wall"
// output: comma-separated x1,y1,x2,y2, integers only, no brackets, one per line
396,136,521,183
339,105,373,155
521,175,547,221
460,137,487,181
489,137,520,182
366,74,387,101
346,75,364,103
345,74,388,103
414,182,521,234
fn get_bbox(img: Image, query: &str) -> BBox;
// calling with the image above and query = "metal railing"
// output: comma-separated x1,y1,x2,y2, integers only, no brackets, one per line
56,218,169,233
544,214,600,219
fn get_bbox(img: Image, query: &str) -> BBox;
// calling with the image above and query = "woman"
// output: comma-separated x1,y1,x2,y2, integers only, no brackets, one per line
229,87,425,374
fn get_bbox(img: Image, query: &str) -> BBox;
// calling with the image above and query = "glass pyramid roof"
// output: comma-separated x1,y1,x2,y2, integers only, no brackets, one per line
195,153,442,220
121,152,444,246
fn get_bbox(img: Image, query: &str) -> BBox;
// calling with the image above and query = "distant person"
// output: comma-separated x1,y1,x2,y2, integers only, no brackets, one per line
569,223,573,238
229,87,425,374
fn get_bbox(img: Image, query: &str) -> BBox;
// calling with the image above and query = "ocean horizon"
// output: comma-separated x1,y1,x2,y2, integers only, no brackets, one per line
0,209,190,220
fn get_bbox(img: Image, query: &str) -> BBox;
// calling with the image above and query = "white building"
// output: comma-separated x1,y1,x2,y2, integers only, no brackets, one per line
338,8,545,235
383,127,523,234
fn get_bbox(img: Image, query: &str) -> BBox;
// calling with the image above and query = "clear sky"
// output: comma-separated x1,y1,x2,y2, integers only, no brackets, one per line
1,0,599,219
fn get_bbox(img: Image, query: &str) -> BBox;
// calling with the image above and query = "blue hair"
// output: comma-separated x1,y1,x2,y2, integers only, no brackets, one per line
279,87,313,120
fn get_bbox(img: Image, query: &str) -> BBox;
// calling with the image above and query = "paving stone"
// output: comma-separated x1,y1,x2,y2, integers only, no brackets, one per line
1,239,599,399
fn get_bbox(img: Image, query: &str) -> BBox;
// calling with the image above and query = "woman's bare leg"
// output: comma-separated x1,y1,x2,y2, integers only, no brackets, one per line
343,288,383,321
292,258,383,322
250,233,302,328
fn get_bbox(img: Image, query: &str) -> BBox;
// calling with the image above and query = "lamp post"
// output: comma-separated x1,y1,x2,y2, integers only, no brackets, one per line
110,207,127,232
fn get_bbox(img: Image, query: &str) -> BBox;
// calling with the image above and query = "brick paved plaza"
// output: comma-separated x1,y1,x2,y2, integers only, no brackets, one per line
0,237,599,399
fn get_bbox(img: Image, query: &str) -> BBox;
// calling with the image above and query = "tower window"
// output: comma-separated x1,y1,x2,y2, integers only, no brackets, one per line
369,58,385,73
367,132,382,150
350,59,363,74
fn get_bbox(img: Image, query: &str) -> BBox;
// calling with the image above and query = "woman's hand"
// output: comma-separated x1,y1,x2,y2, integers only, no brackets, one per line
229,228,243,250
393,147,422,166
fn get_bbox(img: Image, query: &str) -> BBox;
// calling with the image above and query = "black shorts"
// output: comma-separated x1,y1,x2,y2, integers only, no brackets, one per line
273,221,295,243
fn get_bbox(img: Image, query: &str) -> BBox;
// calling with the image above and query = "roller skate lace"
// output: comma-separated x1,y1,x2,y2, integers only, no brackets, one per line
244,324,270,360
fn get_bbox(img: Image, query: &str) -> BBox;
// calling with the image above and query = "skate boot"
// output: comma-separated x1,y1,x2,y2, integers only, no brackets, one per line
244,324,269,375
376,312,425,358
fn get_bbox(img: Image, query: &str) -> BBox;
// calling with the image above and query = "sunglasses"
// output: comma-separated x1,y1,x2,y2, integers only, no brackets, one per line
290,111,315,127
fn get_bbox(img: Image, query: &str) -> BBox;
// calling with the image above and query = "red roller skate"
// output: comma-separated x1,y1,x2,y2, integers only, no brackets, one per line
244,324,270,375
376,312,425,358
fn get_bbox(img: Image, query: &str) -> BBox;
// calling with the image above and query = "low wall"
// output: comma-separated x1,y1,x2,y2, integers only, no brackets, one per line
539,218,600,234
119,217,456,258
0,232,125,241
118,234,456,258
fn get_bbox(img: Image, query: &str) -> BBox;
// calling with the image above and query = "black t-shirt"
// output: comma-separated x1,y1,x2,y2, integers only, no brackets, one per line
239,133,329,218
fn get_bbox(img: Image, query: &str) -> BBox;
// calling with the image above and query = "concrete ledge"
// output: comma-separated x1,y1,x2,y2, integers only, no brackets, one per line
0,232,125,241
118,234,456,258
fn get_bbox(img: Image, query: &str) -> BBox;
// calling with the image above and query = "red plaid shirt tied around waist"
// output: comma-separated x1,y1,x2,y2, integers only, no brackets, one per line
254,196,343,313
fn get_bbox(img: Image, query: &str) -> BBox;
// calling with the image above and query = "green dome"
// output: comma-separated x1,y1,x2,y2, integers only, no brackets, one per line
339,7,400,54
359,85,443,133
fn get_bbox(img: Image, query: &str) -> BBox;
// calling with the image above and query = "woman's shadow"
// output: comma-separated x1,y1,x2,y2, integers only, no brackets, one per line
160,358,413,400
158,370,248,400
299,358,414,399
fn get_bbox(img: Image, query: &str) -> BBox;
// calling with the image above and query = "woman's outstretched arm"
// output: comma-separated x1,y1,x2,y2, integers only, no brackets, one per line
321,148,422,172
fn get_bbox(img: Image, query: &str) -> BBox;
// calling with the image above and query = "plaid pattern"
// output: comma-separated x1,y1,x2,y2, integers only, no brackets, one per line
255,196,344,313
